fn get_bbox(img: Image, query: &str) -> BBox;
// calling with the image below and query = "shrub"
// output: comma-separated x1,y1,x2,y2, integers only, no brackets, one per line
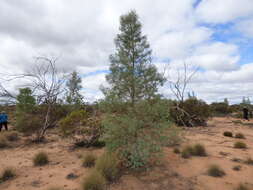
82,153,96,168
170,98,211,127
3,131,19,141
232,165,241,171
0,168,15,182
0,135,8,148
244,157,253,165
173,148,180,154
181,146,193,159
207,165,225,177
59,110,104,147
234,141,247,149
223,131,233,137
82,170,106,190
95,152,119,182
235,133,245,139
192,144,207,156
33,152,49,166
235,184,248,190
103,99,171,169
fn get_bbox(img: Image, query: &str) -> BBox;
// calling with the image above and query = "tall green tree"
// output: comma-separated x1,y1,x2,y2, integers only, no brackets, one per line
65,71,83,105
104,10,165,107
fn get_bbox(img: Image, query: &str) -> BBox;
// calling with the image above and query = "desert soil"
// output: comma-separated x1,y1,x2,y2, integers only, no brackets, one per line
1,117,253,190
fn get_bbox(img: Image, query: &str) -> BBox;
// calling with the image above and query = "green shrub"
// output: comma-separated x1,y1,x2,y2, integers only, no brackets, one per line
170,98,211,127
235,184,248,190
244,157,253,165
33,152,49,166
3,131,19,141
82,170,106,190
0,135,8,148
235,133,245,139
0,168,15,182
82,153,96,168
223,131,233,137
95,152,119,182
207,165,225,177
173,148,180,154
192,144,207,156
181,146,193,159
59,110,103,147
234,141,247,149
103,99,171,169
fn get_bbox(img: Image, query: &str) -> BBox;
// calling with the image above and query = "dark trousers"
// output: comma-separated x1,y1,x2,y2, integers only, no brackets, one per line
0,122,8,131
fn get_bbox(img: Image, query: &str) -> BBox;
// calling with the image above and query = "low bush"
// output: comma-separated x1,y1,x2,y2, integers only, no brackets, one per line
173,148,180,154
244,157,253,165
235,184,249,190
0,135,8,148
0,168,15,182
3,131,19,141
82,170,106,190
232,165,241,171
33,152,49,166
234,141,247,149
170,98,211,127
223,131,233,137
181,146,193,159
235,133,245,139
95,152,119,182
82,153,96,168
192,144,207,156
207,165,225,177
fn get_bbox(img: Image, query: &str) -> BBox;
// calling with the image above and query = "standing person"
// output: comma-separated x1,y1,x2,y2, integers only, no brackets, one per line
0,111,8,131
243,107,249,121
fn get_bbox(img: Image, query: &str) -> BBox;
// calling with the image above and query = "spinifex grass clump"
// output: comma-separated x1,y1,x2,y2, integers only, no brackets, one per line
95,152,119,182
82,153,96,168
33,152,49,166
173,147,180,154
181,144,207,158
235,133,245,139
244,157,253,165
0,168,15,182
82,170,106,190
235,183,249,190
207,165,225,177
223,131,233,137
234,141,247,149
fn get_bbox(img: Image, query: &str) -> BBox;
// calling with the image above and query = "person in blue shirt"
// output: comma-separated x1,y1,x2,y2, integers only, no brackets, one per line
0,111,8,131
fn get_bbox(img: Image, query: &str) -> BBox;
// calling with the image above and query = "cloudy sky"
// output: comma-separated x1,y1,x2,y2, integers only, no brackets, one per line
0,0,253,104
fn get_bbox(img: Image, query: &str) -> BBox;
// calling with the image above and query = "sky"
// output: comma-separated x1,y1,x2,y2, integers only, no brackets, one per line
0,0,253,104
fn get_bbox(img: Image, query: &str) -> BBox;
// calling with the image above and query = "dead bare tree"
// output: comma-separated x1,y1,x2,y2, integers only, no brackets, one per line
166,62,199,127
26,56,66,141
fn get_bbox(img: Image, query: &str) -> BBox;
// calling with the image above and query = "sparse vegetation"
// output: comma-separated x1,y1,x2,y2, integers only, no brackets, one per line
33,152,49,166
234,141,247,149
191,144,207,156
173,148,180,154
181,146,193,159
223,131,233,137
207,165,225,177
0,135,8,148
235,133,245,139
244,157,253,165
0,168,15,182
82,153,96,168
95,152,119,182
232,165,241,171
235,183,249,190
82,170,106,190
3,131,19,141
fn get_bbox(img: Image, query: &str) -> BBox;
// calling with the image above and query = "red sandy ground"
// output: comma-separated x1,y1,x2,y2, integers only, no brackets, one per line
1,117,253,190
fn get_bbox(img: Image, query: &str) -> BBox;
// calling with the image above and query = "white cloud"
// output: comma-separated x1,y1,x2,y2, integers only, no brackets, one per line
195,0,253,23
236,18,253,38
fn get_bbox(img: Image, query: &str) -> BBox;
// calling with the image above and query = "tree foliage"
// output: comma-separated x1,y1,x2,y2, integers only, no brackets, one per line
103,10,165,107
